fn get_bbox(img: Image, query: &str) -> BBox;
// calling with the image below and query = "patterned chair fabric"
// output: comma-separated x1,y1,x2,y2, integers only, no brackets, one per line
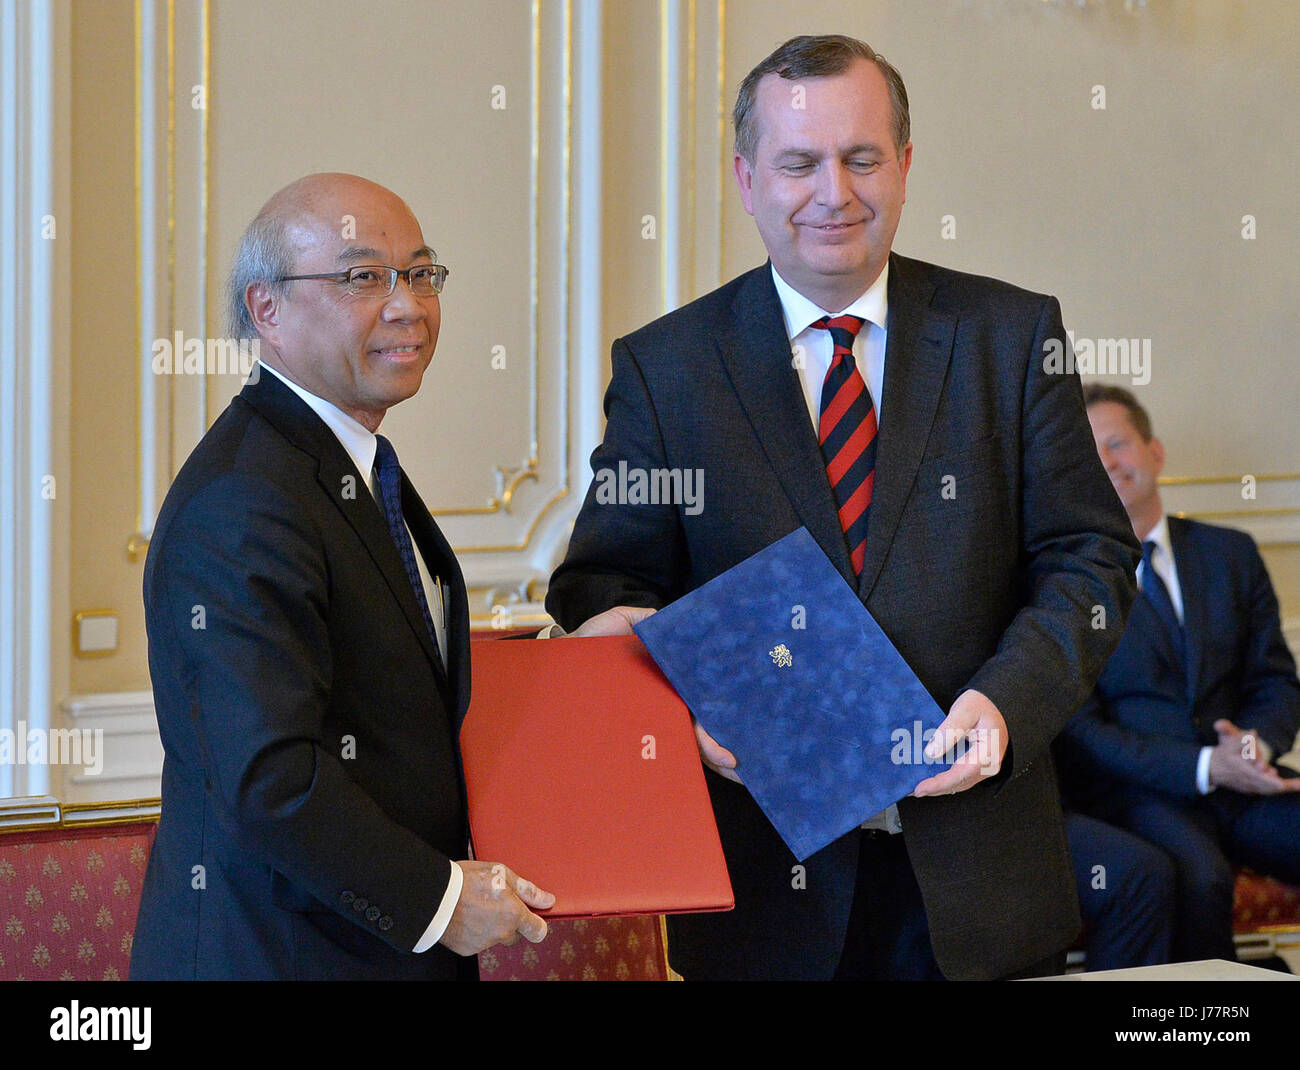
1233,869,1300,933
3,813,1289,978
0,822,156,981
478,915,670,981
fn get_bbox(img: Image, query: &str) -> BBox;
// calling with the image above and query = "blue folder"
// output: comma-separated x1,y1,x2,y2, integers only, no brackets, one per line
633,527,951,861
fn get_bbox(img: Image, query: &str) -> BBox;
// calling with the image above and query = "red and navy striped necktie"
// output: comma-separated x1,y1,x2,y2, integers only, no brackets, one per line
812,315,874,576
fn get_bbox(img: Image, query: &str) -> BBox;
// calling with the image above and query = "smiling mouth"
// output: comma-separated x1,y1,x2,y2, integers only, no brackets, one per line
372,344,424,358
807,221,863,231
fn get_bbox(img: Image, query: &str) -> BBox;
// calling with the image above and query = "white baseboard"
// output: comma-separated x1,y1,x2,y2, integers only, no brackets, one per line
60,690,163,802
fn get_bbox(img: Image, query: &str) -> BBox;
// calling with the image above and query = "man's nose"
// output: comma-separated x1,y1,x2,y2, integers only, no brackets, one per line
815,162,853,208
381,276,428,319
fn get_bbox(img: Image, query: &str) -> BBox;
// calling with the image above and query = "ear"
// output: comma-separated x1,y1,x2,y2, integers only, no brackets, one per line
897,141,913,202
1149,435,1166,476
733,153,756,217
246,282,281,346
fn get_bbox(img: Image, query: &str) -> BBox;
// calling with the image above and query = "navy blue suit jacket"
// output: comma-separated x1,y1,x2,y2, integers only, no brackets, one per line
547,254,1140,980
1061,516,1300,809
132,370,472,980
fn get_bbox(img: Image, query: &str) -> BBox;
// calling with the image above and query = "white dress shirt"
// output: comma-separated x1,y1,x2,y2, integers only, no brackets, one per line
770,267,902,834
256,361,463,949
771,262,889,430
1137,513,1217,794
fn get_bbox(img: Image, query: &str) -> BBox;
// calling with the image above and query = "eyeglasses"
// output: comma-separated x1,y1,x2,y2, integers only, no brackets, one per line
277,263,450,297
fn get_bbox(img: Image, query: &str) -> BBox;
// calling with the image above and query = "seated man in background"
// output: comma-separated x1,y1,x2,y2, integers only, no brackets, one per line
1064,810,1174,971
1059,384,1300,963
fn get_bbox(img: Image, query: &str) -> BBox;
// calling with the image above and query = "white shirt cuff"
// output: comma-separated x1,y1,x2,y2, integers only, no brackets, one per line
1196,746,1215,795
537,622,565,638
412,860,463,952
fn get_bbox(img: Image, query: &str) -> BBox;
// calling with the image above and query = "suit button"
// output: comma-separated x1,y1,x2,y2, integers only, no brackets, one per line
365,905,380,922
340,891,355,906
353,897,368,912
378,916,393,932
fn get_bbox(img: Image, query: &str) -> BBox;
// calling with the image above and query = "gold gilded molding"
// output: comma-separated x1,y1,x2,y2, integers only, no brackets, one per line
1174,508,1300,520
130,0,143,554
1161,473,1299,486
72,610,118,660
717,0,725,273
434,0,571,548
0,798,163,836
457,486,570,554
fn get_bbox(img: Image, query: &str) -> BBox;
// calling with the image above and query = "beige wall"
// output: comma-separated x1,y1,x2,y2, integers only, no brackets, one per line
69,0,141,695
60,0,1300,720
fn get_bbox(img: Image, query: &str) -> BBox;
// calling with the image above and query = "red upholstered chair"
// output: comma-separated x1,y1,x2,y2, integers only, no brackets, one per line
1232,868,1300,962
0,814,157,981
478,915,674,981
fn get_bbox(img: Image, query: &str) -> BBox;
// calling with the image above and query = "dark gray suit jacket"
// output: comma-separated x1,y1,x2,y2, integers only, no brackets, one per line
547,253,1140,980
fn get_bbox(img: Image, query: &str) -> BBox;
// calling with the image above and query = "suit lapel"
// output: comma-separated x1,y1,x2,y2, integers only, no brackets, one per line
1168,515,1205,701
403,476,471,719
857,255,957,601
718,265,855,586
239,372,452,697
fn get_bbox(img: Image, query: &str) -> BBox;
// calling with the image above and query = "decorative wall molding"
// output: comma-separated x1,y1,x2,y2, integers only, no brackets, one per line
1162,474,1300,547
127,0,209,560
0,795,159,831
60,691,163,802
0,0,56,799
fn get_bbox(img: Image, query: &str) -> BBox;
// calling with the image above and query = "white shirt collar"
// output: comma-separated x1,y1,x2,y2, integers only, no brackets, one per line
256,361,378,484
770,261,890,341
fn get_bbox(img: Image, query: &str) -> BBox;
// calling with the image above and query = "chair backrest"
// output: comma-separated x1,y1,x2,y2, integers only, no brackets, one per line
0,820,157,981
478,914,672,981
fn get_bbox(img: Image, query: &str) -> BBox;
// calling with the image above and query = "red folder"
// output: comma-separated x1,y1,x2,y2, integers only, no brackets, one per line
461,634,733,919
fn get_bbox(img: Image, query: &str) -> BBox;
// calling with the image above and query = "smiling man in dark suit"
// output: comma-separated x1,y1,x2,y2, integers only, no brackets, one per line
132,173,635,980
1060,384,1300,963
546,34,1140,981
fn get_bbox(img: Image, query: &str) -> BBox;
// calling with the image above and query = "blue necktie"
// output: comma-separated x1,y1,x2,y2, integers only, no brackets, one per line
1141,539,1185,666
373,434,442,667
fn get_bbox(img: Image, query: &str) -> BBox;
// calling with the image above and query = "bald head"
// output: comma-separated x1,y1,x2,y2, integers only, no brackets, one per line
226,172,442,431
227,173,431,338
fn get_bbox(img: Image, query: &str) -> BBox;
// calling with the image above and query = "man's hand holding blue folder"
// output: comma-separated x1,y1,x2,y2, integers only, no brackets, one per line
635,527,1007,861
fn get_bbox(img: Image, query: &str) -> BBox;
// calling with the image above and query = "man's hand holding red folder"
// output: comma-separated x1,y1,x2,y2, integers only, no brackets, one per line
442,603,657,954
441,862,557,954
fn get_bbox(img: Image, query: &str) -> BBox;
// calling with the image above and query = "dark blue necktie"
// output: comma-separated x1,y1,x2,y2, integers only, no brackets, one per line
1141,539,1185,666
373,434,442,665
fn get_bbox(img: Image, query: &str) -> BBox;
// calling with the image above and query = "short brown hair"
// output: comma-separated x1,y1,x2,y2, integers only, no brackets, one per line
733,34,911,162
1083,383,1154,442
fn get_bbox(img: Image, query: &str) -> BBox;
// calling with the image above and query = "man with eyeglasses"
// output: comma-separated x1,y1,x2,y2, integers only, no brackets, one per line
132,172,641,980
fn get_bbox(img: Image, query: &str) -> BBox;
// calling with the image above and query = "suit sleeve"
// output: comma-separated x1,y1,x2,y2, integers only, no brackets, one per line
964,296,1142,780
1235,536,1300,760
1059,689,1203,799
151,473,454,954
546,337,689,629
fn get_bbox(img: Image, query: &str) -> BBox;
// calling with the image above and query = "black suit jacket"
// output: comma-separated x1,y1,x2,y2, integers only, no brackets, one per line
132,370,472,980
547,254,1140,980
1060,516,1300,810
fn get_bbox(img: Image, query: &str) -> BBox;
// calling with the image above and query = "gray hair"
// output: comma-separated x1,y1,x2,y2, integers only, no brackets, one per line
225,209,294,339
733,34,911,162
